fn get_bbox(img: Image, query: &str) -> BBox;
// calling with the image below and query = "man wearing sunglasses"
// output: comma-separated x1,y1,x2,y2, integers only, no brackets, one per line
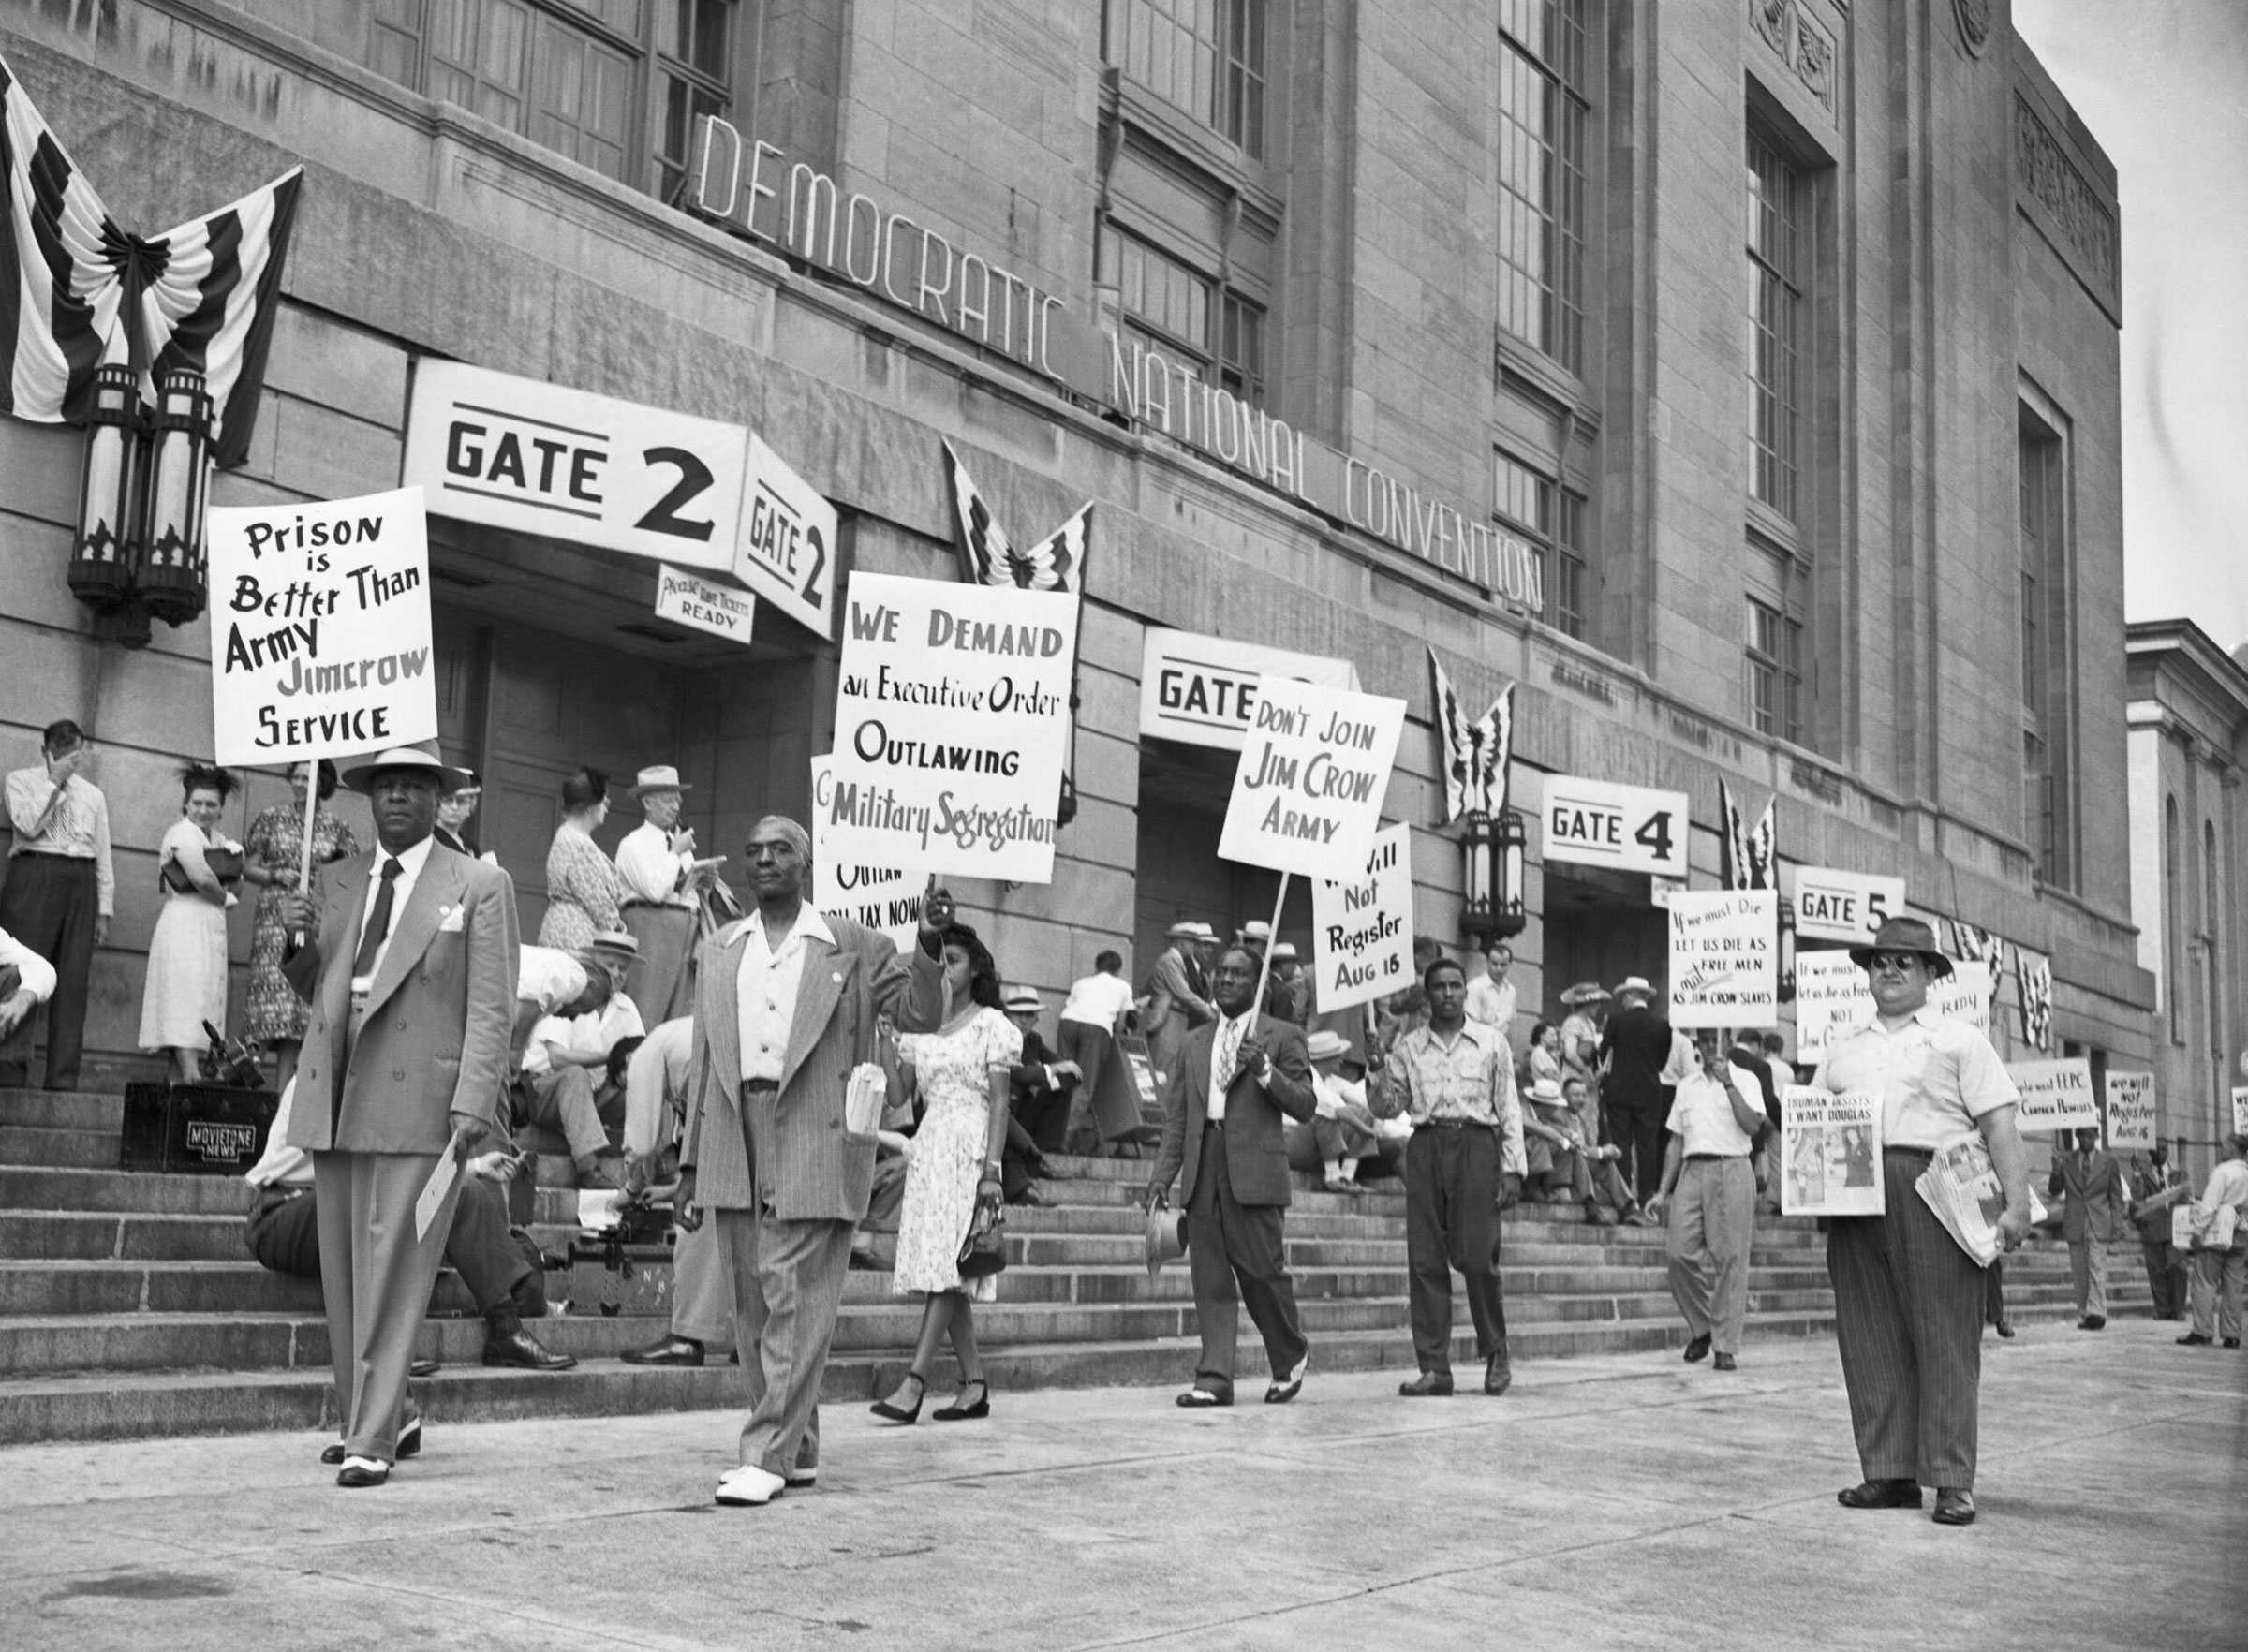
1815,918,2028,1528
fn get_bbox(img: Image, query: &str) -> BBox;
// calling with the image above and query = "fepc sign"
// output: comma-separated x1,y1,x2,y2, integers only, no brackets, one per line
401,361,839,639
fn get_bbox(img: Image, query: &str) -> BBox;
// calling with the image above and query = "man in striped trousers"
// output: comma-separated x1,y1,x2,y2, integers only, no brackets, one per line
1814,919,2030,1527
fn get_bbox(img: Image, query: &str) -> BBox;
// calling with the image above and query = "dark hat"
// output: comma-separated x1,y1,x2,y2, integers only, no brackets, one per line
1848,917,1954,980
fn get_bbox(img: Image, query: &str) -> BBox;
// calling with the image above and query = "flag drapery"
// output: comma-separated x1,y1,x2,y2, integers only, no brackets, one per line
942,437,1089,593
1,52,300,466
1427,648,1515,822
2014,946,2053,1051
1946,921,2007,1024
1717,778,1776,890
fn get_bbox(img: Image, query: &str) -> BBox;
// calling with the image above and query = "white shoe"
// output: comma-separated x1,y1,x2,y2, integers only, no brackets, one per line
714,1464,788,1507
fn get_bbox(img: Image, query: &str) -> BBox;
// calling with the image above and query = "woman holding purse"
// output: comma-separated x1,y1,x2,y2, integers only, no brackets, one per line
2177,1132,2248,1349
871,924,1020,1424
138,764,241,1083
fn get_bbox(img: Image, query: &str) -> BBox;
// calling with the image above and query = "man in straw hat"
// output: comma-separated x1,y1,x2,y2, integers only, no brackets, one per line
1141,919,1216,1090
275,740,520,1487
1599,976,1674,1204
1815,917,2028,1527
614,763,713,1023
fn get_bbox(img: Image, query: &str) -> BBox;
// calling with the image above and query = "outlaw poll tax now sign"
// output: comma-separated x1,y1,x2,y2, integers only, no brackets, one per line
823,571,1078,883
1218,675,1406,883
1309,822,1414,1012
204,487,438,765
809,756,922,948
1539,775,1690,878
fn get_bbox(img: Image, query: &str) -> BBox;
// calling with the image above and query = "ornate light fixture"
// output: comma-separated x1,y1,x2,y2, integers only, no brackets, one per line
1495,807,1527,938
140,369,215,627
1460,807,1528,945
1777,894,1797,1004
67,364,143,615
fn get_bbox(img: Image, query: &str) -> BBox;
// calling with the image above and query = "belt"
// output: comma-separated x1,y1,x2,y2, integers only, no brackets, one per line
252,1184,306,1208
743,1079,779,1094
1683,1152,1749,1162
11,849,92,863
620,898,691,912
1415,1117,1497,1130
1885,1145,1936,1161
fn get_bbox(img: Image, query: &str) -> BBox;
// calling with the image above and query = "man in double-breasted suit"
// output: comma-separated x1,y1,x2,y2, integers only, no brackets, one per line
279,743,518,1487
2048,1128,2124,1329
674,816,946,1508
1147,943,1316,1408
1141,920,1214,1091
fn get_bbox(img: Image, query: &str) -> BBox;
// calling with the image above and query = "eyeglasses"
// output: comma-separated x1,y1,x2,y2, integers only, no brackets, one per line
1869,952,1924,975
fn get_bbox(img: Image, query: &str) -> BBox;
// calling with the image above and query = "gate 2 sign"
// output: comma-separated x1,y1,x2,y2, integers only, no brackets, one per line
1539,775,1690,878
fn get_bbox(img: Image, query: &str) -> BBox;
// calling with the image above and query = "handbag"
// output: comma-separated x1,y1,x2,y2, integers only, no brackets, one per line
956,1191,1008,1279
161,846,243,892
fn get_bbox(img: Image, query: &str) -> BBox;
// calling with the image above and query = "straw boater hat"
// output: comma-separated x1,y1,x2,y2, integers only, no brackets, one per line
1559,981,1611,1008
1612,976,1656,1004
1305,1028,1351,1062
1528,1077,1566,1106
1240,921,1273,945
629,764,691,798
1848,916,1954,980
1002,987,1043,1014
1270,940,1298,963
1145,1204,1189,1278
1166,920,1202,940
341,740,468,795
587,930,640,964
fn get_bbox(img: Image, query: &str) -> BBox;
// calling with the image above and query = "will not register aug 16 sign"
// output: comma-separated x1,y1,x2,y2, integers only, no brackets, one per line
204,487,437,765
1310,822,1414,1012
823,571,1078,883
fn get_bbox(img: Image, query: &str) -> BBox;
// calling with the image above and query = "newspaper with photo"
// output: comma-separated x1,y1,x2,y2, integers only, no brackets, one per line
1779,1086,1885,1217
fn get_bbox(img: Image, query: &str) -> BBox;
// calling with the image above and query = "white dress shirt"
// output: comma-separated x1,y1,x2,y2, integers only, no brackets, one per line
1665,1069,1762,1158
615,819,697,907
1061,970,1137,1028
1465,973,1517,1034
622,1016,695,1158
5,766,115,918
518,945,590,1014
244,1077,312,1190
523,993,645,1076
0,925,59,1004
352,833,436,990
737,904,834,1084
1815,1006,2019,1152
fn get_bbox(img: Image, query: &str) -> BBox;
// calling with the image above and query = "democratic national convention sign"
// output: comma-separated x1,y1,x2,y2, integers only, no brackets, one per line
1780,1087,1885,1217
1665,889,1778,1029
1540,775,1690,878
809,755,922,949
823,571,1078,883
1136,629,1359,751
2008,1058,2100,1134
205,486,437,766
1310,822,1414,1013
2103,1070,2155,1152
1219,675,1406,884
1790,867,1906,945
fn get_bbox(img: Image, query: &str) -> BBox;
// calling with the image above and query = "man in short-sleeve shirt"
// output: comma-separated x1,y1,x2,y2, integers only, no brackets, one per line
1816,919,2028,1527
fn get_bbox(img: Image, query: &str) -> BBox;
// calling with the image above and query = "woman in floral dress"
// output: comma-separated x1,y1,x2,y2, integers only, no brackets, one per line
869,925,1019,1424
539,766,628,951
243,760,356,1093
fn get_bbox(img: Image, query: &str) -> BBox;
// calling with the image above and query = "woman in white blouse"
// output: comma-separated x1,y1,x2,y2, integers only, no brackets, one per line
139,764,241,1082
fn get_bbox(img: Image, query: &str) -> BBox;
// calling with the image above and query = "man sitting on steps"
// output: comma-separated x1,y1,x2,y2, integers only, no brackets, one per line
244,1077,575,1383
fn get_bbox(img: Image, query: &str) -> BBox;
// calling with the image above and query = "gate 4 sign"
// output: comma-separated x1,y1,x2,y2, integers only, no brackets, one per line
2103,1071,2154,1152
1540,775,1690,878
2008,1058,2099,1134
1311,823,1414,1012
405,361,746,576
1791,867,1905,944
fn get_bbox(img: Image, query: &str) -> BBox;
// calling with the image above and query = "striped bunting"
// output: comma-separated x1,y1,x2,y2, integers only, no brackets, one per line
942,437,1088,592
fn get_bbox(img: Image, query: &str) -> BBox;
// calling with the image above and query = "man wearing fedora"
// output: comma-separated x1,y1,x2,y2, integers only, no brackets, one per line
433,766,482,857
275,741,520,1488
1141,920,1216,1092
1817,917,2029,1527
614,763,712,1024
1599,976,1675,1204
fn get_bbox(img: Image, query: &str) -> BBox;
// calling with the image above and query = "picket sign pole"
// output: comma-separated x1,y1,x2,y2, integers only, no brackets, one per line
1250,874,1290,1035
291,756,322,947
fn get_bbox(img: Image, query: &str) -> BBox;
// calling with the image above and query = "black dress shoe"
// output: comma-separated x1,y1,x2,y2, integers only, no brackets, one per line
2177,1332,2212,1346
1264,1354,1308,1405
483,1328,577,1371
1398,1370,1454,1397
2078,1315,2107,1331
1931,1489,1976,1526
622,1334,703,1367
1838,1479,1922,1510
1484,1350,1513,1396
1682,1334,1711,1364
1993,1320,2016,1338
1712,1351,1738,1371
319,1442,346,1466
2226,1337,2242,1350
408,1356,441,1379
1176,1385,1232,1408
397,1416,422,1459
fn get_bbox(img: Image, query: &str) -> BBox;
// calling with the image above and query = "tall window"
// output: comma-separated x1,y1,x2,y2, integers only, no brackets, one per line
1106,0,1268,158
1100,226,1268,407
2206,819,2223,1080
364,0,732,198
1746,596,1804,745
1495,450,1589,639
1496,0,1588,373
1746,129,1804,520
2167,794,2183,1042
2019,408,2072,886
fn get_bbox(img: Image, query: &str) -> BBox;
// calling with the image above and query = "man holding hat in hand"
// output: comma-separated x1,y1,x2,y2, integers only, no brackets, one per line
614,763,711,1023
275,740,520,1488
1816,917,2028,1527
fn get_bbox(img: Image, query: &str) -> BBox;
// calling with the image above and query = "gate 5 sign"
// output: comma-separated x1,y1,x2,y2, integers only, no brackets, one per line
1790,867,1905,944
1539,775,1690,878
405,361,745,576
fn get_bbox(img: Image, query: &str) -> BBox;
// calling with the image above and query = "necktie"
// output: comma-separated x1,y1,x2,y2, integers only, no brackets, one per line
1218,1017,1244,1090
351,858,402,981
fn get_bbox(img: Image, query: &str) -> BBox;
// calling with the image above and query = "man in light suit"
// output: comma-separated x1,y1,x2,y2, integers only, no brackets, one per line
1141,919,1214,1093
277,742,518,1488
1146,944,1317,1408
673,817,947,1508
2048,1127,2124,1330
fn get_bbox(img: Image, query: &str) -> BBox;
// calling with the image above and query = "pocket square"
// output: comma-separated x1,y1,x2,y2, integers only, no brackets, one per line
436,905,466,934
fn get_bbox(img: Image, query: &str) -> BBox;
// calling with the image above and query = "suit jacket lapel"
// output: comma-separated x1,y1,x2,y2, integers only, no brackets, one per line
362,850,461,1016
779,934,847,1094
702,924,747,1099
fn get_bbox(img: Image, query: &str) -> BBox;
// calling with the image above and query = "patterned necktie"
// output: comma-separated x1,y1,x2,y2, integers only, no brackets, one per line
351,858,402,980
1218,1016,1245,1090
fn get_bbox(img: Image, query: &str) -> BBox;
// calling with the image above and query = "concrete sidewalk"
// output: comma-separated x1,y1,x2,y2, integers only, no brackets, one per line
2,1319,2241,1650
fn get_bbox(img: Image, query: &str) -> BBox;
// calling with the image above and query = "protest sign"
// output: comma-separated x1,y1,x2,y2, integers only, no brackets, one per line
1666,890,1778,1029
655,563,756,643
1218,676,1405,883
2103,1070,2154,1152
1930,960,1993,1038
1310,822,1413,1012
809,756,923,948
1780,1086,1885,1217
1792,951,1869,1063
1790,867,1906,944
2009,1057,2100,1133
1540,775,1690,878
822,571,1078,882
205,486,437,766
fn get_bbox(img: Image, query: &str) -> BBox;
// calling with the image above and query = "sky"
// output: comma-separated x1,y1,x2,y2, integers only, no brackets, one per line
2012,0,2248,652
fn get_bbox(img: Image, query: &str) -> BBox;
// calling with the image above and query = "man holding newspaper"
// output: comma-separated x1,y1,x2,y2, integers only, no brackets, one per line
1814,918,2030,1529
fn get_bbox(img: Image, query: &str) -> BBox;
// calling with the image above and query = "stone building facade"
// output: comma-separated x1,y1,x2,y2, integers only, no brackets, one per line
0,0,2150,1085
